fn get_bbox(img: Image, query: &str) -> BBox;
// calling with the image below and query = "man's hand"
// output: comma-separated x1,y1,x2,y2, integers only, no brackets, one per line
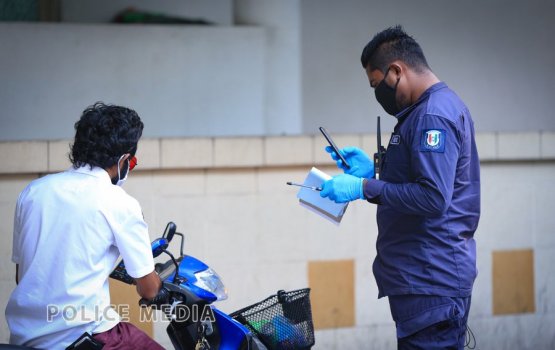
320,174,365,203
325,146,374,178
135,271,162,300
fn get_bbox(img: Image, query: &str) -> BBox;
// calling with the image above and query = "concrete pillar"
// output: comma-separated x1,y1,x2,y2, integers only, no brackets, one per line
234,0,302,135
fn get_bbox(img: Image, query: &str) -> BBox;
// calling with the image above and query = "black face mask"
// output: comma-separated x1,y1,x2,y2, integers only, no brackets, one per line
375,68,401,116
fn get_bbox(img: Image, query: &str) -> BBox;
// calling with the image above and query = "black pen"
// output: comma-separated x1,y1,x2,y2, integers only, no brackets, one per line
286,182,322,191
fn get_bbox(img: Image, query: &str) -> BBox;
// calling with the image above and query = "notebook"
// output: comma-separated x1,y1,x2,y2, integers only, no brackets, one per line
296,167,348,225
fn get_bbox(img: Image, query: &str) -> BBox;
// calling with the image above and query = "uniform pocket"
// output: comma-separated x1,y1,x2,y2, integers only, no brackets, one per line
381,146,410,183
389,295,459,339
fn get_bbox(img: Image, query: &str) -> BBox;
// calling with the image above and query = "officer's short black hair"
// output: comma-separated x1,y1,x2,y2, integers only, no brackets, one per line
361,25,430,73
70,102,144,170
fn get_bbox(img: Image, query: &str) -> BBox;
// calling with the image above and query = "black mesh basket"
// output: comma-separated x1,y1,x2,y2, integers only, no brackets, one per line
230,288,315,350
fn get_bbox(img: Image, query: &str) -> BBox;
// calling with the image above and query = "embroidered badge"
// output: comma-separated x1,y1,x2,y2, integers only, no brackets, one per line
389,134,401,145
421,129,445,152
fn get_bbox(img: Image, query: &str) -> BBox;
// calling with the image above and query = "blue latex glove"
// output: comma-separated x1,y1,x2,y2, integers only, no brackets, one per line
325,146,374,178
320,174,364,203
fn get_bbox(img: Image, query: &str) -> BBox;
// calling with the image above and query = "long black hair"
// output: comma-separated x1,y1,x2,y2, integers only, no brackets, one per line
70,102,144,169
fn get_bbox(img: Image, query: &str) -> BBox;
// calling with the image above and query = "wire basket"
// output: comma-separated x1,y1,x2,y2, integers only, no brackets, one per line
230,288,315,350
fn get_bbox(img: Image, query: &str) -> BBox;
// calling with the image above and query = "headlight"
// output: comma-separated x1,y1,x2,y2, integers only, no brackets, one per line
192,268,228,301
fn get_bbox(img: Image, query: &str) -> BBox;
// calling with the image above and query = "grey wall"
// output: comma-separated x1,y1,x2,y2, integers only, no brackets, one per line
235,0,303,136
0,22,266,140
1,0,554,141
61,0,233,25
0,0,306,141
301,0,555,134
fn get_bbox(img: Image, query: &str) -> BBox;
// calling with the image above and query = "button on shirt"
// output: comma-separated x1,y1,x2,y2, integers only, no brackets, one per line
6,166,154,349
363,82,480,298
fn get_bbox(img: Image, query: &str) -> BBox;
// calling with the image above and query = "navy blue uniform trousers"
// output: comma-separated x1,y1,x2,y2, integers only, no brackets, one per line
388,295,471,350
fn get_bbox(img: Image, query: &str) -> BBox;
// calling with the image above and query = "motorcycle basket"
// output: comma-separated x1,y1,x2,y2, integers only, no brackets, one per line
230,288,314,350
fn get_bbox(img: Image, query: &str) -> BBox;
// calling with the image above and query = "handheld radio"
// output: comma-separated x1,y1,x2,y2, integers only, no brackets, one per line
373,116,386,180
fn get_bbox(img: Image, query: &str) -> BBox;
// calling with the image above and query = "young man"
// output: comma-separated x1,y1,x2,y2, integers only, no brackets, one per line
320,26,480,349
6,103,164,349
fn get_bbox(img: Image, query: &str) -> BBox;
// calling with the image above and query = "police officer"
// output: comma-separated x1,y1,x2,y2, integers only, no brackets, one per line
320,26,480,349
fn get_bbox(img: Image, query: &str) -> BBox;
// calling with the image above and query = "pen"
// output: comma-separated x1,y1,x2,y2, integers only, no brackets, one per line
286,182,322,191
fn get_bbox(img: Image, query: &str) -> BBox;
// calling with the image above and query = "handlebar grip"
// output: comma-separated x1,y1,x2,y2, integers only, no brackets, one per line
139,287,170,308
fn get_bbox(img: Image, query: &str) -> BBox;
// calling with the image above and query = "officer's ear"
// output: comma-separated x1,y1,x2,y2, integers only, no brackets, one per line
388,62,403,79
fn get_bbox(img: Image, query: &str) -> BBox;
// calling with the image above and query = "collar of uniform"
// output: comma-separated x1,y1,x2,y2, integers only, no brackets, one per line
69,165,112,184
421,81,447,98
396,82,447,122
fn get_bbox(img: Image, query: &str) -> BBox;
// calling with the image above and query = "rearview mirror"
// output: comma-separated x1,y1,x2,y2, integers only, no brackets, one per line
163,222,177,242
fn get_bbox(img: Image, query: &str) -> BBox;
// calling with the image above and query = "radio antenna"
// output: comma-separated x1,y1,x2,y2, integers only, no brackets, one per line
377,116,382,169
374,116,386,180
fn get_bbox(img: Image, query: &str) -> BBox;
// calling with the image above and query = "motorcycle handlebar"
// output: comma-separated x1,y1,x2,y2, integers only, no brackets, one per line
139,287,170,308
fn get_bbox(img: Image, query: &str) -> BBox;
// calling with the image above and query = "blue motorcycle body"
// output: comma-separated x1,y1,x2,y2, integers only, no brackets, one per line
125,225,267,350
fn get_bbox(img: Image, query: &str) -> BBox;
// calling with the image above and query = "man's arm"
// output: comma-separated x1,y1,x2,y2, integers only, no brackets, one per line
112,198,160,299
135,271,162,300
364,115,461,216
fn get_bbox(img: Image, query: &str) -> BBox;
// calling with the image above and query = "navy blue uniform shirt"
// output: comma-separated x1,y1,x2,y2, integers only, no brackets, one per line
364,82,480,298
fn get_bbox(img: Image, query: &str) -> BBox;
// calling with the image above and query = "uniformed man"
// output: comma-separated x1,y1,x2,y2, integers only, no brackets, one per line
320,25,480,349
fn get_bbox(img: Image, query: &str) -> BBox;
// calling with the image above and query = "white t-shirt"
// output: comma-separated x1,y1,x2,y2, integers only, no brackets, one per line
5,166,154,349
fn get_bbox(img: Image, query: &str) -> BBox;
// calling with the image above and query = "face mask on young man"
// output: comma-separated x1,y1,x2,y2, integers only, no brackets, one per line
374,68,401,116
112,155,137,186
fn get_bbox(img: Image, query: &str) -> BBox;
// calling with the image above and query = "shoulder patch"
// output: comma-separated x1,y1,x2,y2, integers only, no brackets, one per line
420,129,446,152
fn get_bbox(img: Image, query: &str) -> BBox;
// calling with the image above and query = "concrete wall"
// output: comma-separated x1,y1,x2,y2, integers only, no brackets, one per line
301,0,555,134
61,0,233,25
0,0,304,141
0,22,266,141
234,0,303,136
1,132,554,349
2,0,554,141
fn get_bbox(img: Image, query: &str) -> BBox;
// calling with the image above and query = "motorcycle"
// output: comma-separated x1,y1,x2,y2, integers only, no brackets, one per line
1,222,315,350
109,222,315,350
